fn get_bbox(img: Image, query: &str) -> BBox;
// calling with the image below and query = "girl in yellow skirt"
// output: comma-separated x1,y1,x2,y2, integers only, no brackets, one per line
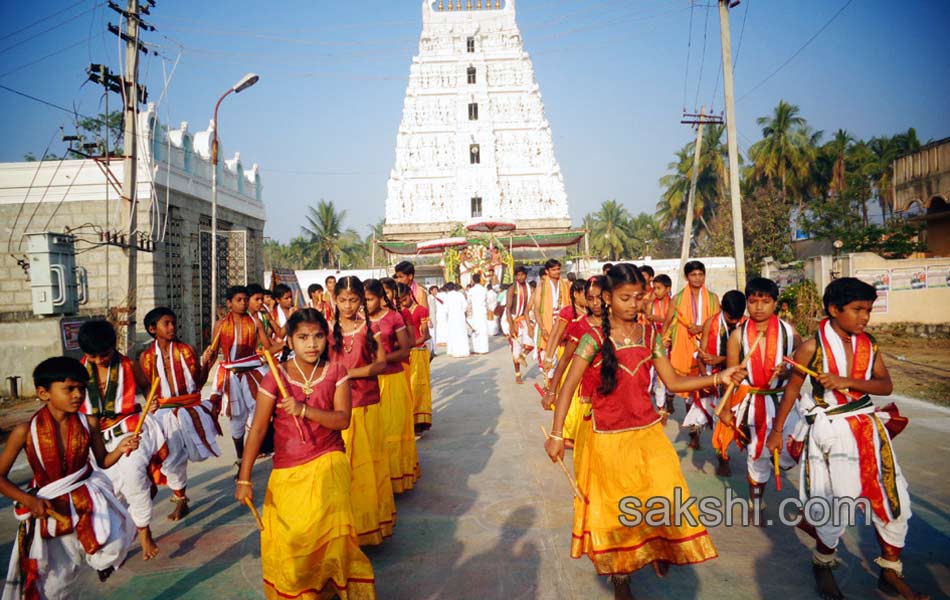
397,283,433,433
331,277,397,546
545,264,744,600
365,279,419,493
236,308,376,600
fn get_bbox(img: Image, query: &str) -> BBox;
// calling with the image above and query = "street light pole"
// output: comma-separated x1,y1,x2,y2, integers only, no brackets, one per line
209,73,259,341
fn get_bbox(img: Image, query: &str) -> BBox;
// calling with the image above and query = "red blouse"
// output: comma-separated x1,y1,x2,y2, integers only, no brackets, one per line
330,320,381,409
259,361,348,469
372,309,407,375
576,327,659,431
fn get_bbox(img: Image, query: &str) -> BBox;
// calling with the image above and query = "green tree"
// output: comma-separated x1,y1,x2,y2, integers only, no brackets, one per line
747,100,816,207
301,199,358,268
589,200,634,260
76,111,123,154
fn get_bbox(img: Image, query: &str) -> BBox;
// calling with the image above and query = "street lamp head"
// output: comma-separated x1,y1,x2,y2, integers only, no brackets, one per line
233,73,259,93
833,239,844,250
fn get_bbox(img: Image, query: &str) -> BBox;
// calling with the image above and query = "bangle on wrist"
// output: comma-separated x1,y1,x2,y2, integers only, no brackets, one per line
236,480,253,486
548,434,563,441
299,403,306,418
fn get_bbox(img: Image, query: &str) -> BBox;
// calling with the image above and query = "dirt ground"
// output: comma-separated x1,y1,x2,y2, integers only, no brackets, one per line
872,332,950,406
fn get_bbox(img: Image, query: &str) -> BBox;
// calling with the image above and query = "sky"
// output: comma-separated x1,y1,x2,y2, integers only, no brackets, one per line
1,0,948,243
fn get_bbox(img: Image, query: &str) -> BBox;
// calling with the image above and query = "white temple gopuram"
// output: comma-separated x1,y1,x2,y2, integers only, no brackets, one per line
383,0,571,241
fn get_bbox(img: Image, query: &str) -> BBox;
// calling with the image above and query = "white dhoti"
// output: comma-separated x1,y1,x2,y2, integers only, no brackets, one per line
798,395,910,550
212,356,266,439
734,391,800,484
100,415,166,528
510,319,533,362
156,402,221,490
3,468,134,600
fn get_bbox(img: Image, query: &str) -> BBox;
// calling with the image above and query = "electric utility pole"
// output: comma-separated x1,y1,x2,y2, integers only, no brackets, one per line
719,0,746,289
678,106,723,288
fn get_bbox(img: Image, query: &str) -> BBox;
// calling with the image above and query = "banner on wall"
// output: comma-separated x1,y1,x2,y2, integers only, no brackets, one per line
854,269,889,313
926,264,950,288
890,267,927,291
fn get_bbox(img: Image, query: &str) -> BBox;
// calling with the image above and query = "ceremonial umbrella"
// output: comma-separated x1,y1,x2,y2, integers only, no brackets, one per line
415,236,468,255
464,218,517,235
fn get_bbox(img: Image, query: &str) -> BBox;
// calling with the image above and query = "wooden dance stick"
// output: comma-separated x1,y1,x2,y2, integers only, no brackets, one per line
714,332,765,419
773,448,782,491
262,349,306,442
47,509,71,528
243,498,265,531
133,378,161,436
782,356,859,399
540,426,586,503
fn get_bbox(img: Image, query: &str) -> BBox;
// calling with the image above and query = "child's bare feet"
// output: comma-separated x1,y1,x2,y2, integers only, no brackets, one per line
609,575,634,600
97,567,114,582
878,563,930,600
812,563,844,600
167,495,190,521
652,560,670,578
138,527,159,560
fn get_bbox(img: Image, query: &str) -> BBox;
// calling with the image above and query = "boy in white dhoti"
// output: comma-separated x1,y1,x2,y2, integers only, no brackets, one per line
506,266,534,384
768,278,927,600
140,307,222,521
0,357,137,599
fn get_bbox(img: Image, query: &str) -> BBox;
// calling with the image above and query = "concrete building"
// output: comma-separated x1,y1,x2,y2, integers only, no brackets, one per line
0,104,265,396
383,0,571,241
893,137,949,256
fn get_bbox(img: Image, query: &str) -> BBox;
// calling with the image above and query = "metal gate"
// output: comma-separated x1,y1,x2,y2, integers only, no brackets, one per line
198,225,247,345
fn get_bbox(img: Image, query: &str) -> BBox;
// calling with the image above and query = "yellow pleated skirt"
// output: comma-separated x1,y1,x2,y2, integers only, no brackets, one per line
570,421,717,576
378,371,419,493
409,348,432,428
563,386,584,443
262,451,377,600
572,403,593,475
341,403,396,545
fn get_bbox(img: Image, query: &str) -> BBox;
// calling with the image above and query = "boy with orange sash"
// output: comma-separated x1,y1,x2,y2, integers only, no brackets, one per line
697,290,745,474
393,260,429,312
662,261,720,414
77,319,166,561
0,357,137,599
139,307,221,521
203,285,282,464
719,278,800,518
271,283,296,334
530,259,571,364
767,278,926,600
506,266,534,384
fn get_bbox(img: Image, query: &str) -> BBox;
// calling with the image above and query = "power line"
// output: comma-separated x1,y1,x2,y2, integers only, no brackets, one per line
0,35,99,79
692,2,712,111
738,0,853,103
682,1,695,112
0,2,105,56
0,0,88,41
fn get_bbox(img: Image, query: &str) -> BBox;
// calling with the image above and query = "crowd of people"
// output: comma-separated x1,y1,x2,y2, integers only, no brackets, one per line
0,256,929,600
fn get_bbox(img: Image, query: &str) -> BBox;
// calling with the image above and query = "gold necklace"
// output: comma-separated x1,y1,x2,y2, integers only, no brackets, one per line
293,357,321,397
616,322,641,345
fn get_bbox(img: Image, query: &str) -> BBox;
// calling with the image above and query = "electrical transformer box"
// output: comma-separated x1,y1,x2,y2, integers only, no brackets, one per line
27,232,80,316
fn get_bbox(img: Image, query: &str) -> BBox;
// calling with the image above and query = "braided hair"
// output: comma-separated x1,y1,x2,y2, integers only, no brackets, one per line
334,276,378,361
378,277,400,311
396,282,415,308
599,263,647,396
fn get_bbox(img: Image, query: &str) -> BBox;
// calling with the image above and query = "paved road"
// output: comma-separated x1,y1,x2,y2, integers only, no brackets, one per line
1,337,948,599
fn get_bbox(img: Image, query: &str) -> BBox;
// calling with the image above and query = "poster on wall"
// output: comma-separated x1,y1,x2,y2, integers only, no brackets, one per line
855,269,889,313
269,268,307,308
926,264,950,288
60,317,90,356
890,267,927,291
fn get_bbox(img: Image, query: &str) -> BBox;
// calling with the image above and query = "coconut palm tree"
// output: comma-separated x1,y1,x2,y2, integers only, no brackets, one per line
824,129,854,197
590,199,634,261
301,199,358,268
657,126,729,238
748,100,813,206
